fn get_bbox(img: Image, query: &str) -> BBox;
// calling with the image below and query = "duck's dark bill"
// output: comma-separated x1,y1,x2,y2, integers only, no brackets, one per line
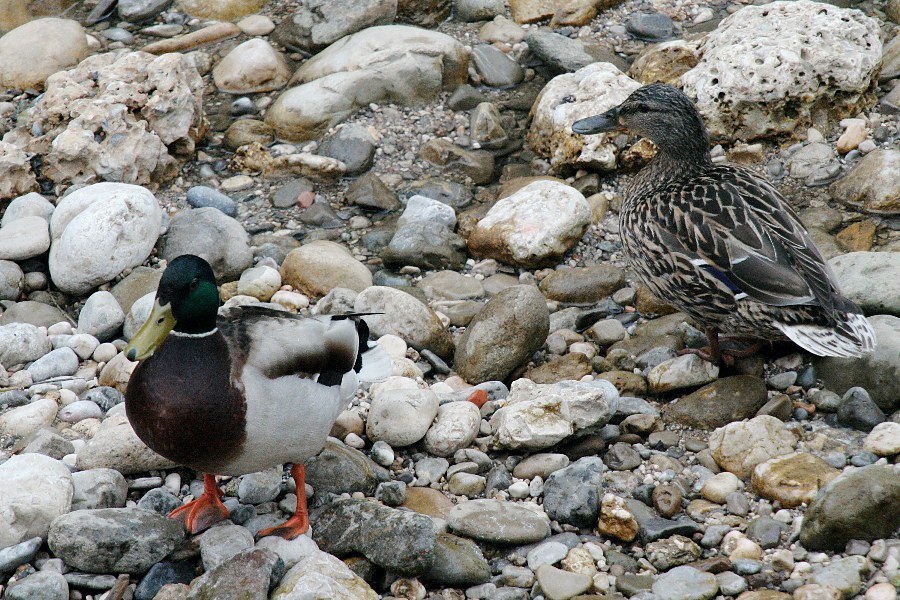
572,109,619,134
125,300,176,361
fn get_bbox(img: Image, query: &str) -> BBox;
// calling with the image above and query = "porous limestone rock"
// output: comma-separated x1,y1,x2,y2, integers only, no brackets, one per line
527,62,640,174
681,1,881,142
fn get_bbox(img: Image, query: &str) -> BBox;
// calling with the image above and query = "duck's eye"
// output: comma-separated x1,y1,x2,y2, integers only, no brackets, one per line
633,103,651,113
189,278,199,291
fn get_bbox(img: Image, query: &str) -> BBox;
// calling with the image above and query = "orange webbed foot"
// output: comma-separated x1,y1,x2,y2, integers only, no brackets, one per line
168,473,229,534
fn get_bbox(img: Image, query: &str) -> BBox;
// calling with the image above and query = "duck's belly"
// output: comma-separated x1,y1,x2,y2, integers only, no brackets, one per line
211,368,354,476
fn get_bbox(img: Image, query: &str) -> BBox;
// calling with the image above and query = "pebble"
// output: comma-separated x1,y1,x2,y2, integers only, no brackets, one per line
863,421,900,456
186,185,238,216
424,400,481,457
837,387,887,432
367,388,439,447
3,571,69,600
199,523,255,570
651,565,719,600
627,12,676,41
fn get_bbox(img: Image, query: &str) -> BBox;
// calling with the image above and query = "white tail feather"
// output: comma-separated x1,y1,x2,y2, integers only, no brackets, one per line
777,313,876,358
357,343,393,383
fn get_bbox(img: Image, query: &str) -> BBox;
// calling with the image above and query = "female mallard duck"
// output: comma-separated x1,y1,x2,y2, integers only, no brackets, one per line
572,84,875,363
124,254,389,538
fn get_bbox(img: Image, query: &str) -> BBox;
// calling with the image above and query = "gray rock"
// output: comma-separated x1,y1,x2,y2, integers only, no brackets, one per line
355,286,455,360
345,173,399,211
829,252,900,316
81,387,125,412
22,428,75,459
118,0,173,22
273,0,397,53
447,499,550,544
305,439,390,502
715,571,747,596
416,457,450,485
407,179,473,209
651,568,718,600
0,322,51,365
543,457,606,528
448,84,487,111
110,266,162,314
646,535,702,570
383,221,468,270
627,12,675,41
398,195,457,229
199,523,255,571
238,467,283,505
77,291,125,342
455,285,549,384
837,387,886,432
604,442,642,471
27,347,79,382
0,536,41,573
808,556,865,598
813,315,900,413
271,178,314,209
524,29,595,73
313,498,437,575
800,464,900,550
626,498,701,542
186,548,283,600
424,532,490,585
0,453,73,549
137,488,182,515
0,260,24,301
0,301,67,328
418,270,484,301
133,561,196,600
746,516,787,549
3,571,68,600
455,0,504,21
71,469,129,511
471,45,524,87
318,124,377,175
470,102,507,149
48,508,185,574
159,207,253,282
186,186,237,217
663,376,768,428
375,480,407,506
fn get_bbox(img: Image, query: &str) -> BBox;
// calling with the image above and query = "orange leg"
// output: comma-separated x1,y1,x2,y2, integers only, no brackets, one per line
168,473,229,534
257,464,309,540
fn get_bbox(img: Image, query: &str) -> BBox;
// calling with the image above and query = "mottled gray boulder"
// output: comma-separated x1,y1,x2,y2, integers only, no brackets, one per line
543,457,607,528
159,207,253,282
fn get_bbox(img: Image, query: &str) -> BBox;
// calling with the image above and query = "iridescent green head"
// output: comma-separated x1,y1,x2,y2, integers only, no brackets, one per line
125,255,219,360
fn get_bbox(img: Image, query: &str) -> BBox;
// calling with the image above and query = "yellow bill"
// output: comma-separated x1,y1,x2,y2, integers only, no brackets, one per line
125,300,175,361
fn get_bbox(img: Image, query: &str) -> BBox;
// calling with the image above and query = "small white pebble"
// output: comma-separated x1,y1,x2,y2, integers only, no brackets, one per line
344,433,365,449
164,472,181,494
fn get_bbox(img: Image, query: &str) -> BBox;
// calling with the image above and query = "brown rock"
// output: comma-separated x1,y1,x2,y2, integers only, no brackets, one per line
539,265,626,303
628,40,700,85
420,139,495,185
829,149,900,215
595,370,648,396
396,0,451,27
835,219,876,252
142,22,241,54
735,592,792,600
526,353,592,383
597,494,639,542
280,241,373,299
751,452,840,508
550,0,598,27
652,484,682,518
635,284,678,315
663,376,769,429
509,0,556,23
402,487,454,519
223,119,274,151
608,334,684,358
176,0,266,19
496,176,565,199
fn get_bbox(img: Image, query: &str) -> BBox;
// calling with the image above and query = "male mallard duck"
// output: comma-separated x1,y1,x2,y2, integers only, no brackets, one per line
572,84,875,363
124,254,389,538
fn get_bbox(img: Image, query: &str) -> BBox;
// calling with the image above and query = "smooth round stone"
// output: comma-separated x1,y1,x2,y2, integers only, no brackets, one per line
199,523,254,570
627,12,675,41
118,0,171,21
398,195,457,229
159,207,252,282
370,440,395,467
58,400,104,423
447,472,486,497
100,27,135,43
701,472,742,503
60,333,100,360
237,14,275,35
0,18,89,91
0,454,73,551
71,468,128,511
93,343,119,363
224,119,274,150
3,571,68,600
508,480,530,498
78,291,125,342
23,271,47,292
424,401,481,457
0,215,51,261
238,468,283,505
367,388,439,447
281,241,372,299
231,97,256,116
0,301,67,328
527,540,568,570
0,398,58,439
513,453,570,480
27,347,79,383
0,537,42,573
213,38,291,94
186,186,237,217
651,565,719,600
0,260,24,301
863,422,900,456
1,192,55,227
0,322,50,366
448,499,550,544
237,265,281,302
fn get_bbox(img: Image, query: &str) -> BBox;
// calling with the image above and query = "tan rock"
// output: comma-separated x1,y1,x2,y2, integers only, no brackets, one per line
629,40,701,85
526,353,592,384
709,415,798,478
835,219,876,252
863,422,900,456
830,149,900,215
213,39,292,94
142,22,241,54
0,0,78,33
793,584,842,600
402,487,454,519
509,0,556,23
0,18,88,91
722,531,762,561
597,493,639,542
98,352,138,393
280,241,372,299
751,452,840,508
736,591,791,600
176,0,266,20
76,410,177,475
550,0,599,27
835,119,867,154
0,141,39,200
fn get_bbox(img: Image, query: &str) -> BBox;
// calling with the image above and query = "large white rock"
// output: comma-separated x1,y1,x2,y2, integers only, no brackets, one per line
49,183,162,295
0,398,58,439
1,192,55,227
424,401,481,457
0,216,51,261
77,291,126,342
0,18,89,91
75,409,177,475
0,141,38,200
527,62,640,173
828,252,900,316
266,25,468,141
3,51,205,187
467,180,591,268
354,286,454,360
491,379,616,450
681,1,882,142
366,388,439,447
212,38,292,94
0,322,51,366
0,453,74,549
709,415,799,478
272,549,377,599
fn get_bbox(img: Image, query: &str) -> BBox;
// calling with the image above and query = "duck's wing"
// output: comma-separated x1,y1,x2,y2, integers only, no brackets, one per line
653,166,841,310
217,306,361,384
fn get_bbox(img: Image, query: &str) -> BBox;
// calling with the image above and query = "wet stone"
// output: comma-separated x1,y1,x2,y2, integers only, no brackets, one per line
627,13,675,41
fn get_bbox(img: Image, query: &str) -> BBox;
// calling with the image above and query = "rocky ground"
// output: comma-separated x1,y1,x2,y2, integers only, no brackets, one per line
0,0,898,599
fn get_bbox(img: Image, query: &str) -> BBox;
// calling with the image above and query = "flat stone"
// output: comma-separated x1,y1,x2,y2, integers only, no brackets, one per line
471,44,524,87
708,415,798,478
447,499,551,544
651,565,719,600
535,564,592,600
663,376,768,428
